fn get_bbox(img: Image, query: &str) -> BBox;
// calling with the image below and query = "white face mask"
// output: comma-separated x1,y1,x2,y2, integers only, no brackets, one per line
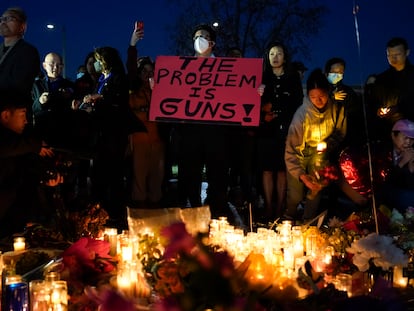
194,37,210,54
327,72,343,85
94,61,102,73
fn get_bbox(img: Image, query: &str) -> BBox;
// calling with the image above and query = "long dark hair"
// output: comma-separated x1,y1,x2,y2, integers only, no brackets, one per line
262,41,293,80
94,46,125,74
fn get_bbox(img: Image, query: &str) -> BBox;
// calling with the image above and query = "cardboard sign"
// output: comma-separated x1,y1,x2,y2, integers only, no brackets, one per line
149,56,262,126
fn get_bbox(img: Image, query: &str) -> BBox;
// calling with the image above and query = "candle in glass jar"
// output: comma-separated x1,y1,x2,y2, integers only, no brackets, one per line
284,246,295,270
13,237,25,251
393,265,408,287
316,142,327,153
335,273,352,297
104,227,118,256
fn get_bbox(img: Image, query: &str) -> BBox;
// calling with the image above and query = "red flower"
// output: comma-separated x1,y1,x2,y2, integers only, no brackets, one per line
342,220,360,233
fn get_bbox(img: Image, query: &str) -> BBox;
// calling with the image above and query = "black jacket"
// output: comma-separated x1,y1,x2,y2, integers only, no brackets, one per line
0,39,40,103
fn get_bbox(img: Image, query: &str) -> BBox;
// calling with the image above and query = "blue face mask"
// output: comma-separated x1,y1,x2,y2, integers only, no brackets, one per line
76,72,85,79
327,73,343,85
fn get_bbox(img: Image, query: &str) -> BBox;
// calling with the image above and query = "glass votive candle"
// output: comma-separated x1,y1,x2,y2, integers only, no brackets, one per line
335,273,352,297
30,280,51,311
393,265,408,287
104,227,118,256
13,237,26,251
4,275,29,311
50,280,68,309
305,234,317,258
45,271,60,283
283,246,295,270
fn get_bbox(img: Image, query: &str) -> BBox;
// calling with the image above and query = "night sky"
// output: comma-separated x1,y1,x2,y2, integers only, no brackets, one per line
1,0,414,85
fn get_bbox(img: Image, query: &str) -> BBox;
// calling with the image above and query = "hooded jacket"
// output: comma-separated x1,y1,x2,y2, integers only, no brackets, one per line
285,97,346,180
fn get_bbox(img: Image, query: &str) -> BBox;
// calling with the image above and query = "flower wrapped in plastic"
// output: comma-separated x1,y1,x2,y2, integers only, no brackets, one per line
57,237,117,301
307,164,340,200
346,232,408,272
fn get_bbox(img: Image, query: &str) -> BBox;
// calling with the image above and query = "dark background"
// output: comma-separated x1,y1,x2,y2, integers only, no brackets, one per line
2,0,414,85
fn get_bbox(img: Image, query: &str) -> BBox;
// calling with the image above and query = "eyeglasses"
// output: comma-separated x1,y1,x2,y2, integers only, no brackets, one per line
0,16,18,23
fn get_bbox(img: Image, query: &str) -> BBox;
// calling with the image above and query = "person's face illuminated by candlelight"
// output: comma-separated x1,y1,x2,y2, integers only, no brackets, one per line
386,37,410,72
391,119,414,154
1,106,27,134
308,88,329,110
306,68,331,111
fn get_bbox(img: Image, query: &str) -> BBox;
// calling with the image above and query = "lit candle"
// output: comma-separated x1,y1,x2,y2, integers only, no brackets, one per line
13,237,25,251
283,246,295,270
104,227,118,256
393,265,408,287
50,280,68,310
323,246,334,265
117,266,135,297
291,226,304,258
117,274,132,294
305,234,317,258
335,273,352,297
379,107,390,116
316,142,327,153
121,245,133,262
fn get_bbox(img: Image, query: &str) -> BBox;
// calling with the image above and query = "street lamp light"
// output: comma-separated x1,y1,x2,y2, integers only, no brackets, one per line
46,23,67,78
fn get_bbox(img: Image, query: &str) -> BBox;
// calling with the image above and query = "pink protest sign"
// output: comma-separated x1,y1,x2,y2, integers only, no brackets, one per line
149,56,262,126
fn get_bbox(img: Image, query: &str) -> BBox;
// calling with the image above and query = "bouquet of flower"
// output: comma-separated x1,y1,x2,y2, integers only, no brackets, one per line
56,237,117,305
346,232,408,272
151,222,266,311
307,164,340,200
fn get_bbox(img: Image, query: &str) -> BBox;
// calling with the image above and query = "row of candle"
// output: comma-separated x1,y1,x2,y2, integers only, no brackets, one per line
29,273,68,311
208,217,411,296
0,271,67,311
209,218,324,272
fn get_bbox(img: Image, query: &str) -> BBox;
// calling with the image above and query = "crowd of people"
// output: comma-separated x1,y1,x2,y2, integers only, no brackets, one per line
1,6,413,239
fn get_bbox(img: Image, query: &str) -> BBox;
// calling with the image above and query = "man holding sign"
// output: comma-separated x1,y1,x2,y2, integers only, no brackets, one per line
150,24,262,219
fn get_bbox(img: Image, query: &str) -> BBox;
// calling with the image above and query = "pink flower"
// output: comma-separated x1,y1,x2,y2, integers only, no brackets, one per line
161,222,196,259
62,237,115,274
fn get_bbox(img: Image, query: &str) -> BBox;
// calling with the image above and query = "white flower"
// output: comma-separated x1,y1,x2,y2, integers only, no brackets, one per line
327,216,343,228
346,233,408,271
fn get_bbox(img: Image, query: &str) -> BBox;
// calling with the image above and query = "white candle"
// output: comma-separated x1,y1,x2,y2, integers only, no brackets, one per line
104,227,118,256
284,246,295,270
317,142,327,153
117,274,133,296
13,237,25,251
121,245,133,262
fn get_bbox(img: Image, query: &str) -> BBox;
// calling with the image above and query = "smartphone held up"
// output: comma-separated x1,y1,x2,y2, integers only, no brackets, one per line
136,20,144,32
